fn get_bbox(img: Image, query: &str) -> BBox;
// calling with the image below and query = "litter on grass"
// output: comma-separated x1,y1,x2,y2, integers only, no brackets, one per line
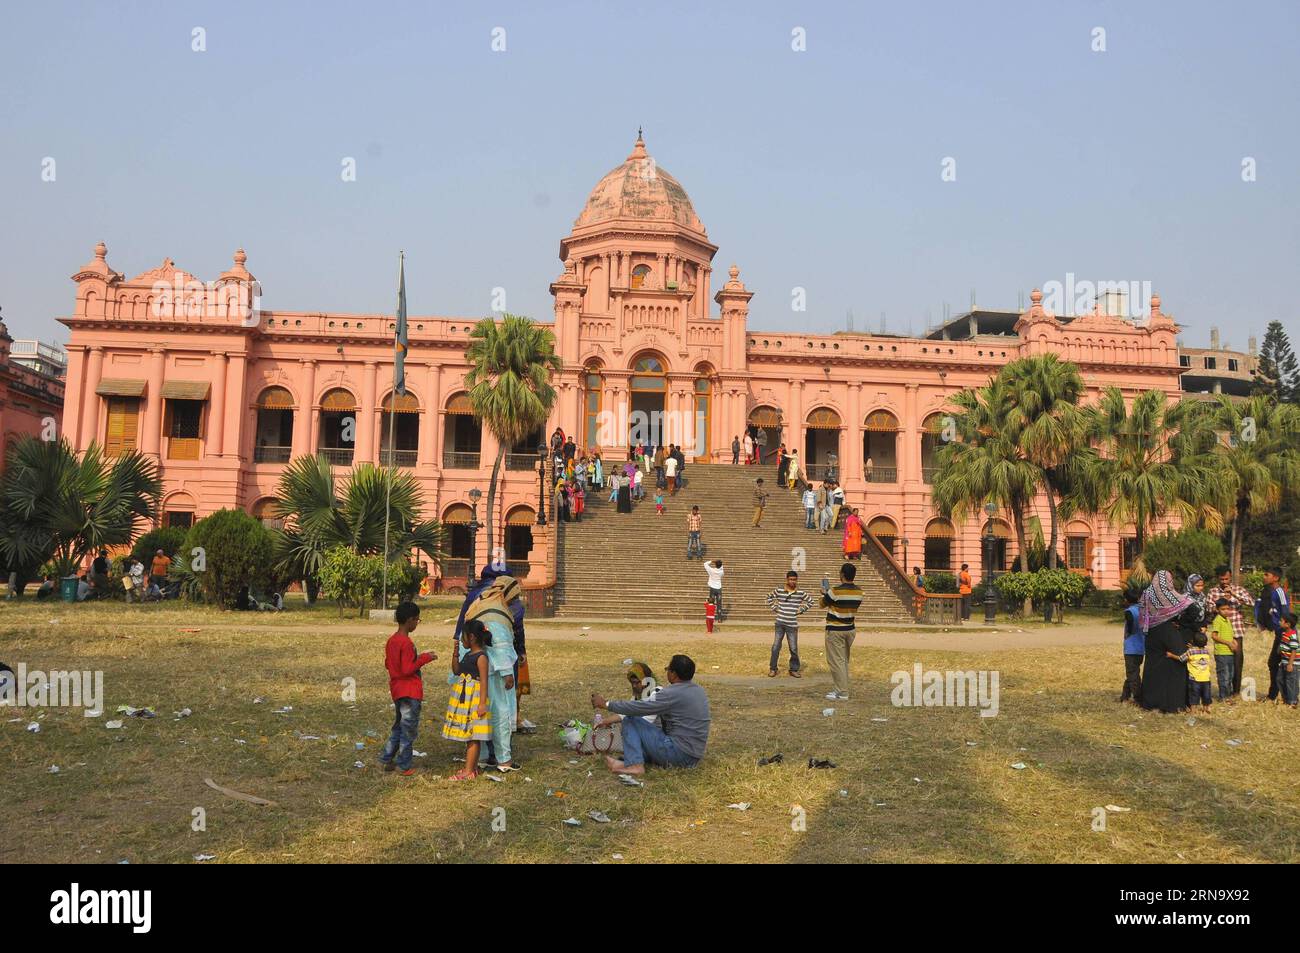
105,720,124,730
727,802,751,811
617,774,644,787
562,817,582,827
588,810,611,823
204,778,276,806
193,853,217,862
1010,762,1027,770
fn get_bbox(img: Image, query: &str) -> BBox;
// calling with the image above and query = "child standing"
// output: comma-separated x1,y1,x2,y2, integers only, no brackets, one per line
1120,590,1144,704
379,602,436,776
655,490,665,515
633,466,644,501
442,618,493,780
1208,597,1238,702
1279,610,1299,707
1185,630,1213,711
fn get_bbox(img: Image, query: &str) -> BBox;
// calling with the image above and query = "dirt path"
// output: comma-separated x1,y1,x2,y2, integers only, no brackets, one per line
120,618,1119,651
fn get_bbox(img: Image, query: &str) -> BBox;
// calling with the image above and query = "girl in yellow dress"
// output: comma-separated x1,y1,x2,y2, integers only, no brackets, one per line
442,619,492,780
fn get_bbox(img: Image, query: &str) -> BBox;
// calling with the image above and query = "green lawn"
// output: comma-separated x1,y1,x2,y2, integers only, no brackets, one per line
1,600,1295,863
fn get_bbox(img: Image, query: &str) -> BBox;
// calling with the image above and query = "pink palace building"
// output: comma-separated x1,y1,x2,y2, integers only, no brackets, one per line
57,134,1183,591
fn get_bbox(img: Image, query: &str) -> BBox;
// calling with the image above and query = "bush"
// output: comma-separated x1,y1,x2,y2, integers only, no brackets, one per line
1140,528,1227,586
129,526,188,569
180,509,274,608
923,571,958,594
994,568,1090,620
318,547,419,617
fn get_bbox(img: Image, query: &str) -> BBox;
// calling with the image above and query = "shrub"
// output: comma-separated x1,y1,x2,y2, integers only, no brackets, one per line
181,509,274,608
994,568,1090,620
129,526,188,569
318,547,419,617
1140,528,1227,586
923,571,958,594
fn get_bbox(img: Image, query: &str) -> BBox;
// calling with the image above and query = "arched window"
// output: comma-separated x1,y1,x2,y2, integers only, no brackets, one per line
631,264,651,290
863,409,899,483
867,516,898,558
441,503,474,583
804,408,841,480
251,497,284,530
380,391,420,467
692,377,711,460
443,393,481,469
921,413,946,484
1066,520,1092,571
318,388,356,466
255,387,294,463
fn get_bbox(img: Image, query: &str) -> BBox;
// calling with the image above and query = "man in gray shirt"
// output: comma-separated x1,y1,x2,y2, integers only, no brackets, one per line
590,654,710,775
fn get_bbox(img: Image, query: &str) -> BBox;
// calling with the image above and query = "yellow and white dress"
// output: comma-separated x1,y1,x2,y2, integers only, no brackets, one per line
442,650,492,743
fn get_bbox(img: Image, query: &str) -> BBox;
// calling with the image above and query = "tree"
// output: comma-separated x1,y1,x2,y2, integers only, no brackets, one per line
1002,354,1087,570
0,437,160,586
1070,387,1222,574
1202,394,1300,580
931,378,1040,578
1140,527,1228,585
464,314,560,555
180,509,274,607
272,455,441,606
317,546,420,617
1252,320,1299,403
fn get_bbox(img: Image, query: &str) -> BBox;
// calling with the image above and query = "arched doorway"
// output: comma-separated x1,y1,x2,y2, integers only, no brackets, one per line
443,393,481,469
981,519,1011,574
318,388,356,466
380,390,420,467
921,413,945,484
628,354,667,449
748,405,780,463
867,515,898,559
804,407,841,481
691,373,711,462
924,518,955,572
581,365,604,451
251,497,284,530
504,506,536,578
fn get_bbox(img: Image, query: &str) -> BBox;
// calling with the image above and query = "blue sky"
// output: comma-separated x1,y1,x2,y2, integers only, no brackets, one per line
1,0,1296,351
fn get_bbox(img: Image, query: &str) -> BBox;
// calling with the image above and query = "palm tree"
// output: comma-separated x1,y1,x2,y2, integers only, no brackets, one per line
1002,354,1087,569
931,378,1040,576
464,314,560,552
0,437,160,585
1202,394,1300,580
1072,387,1222,575
271,455,442,602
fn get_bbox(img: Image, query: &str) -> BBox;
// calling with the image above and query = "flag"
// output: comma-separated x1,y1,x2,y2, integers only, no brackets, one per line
394,252,408,395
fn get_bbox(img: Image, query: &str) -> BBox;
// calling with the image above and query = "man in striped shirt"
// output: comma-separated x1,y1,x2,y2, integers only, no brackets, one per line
1206,564,1253,697
766,571,815,677
821,562,864,700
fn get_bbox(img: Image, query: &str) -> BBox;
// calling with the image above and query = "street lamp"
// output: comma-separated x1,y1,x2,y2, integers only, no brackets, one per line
983,501,999,623
900,538,910,571
467,487,483,582
536,442,548,526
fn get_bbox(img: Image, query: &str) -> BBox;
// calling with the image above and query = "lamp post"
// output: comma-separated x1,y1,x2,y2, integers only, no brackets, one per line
536,442,548,525
983,501,998,623
467,487,482,583
901,538,910,572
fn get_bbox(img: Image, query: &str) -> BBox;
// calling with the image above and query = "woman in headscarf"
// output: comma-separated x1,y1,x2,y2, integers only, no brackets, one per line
1139,569,1195,713
452,569,520,770
593,452,604,489
842,508,863,560
616,466,633,513
1184,573,1209,630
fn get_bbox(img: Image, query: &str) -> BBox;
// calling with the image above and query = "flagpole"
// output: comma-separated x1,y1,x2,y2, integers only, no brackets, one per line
383,250,404,610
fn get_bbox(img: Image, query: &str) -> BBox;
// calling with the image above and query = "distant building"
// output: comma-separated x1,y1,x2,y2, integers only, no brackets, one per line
9,339,68,380
0,318,65,470
1178,326,1258,399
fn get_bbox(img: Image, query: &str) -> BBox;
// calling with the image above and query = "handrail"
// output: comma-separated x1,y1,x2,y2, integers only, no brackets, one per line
522,455,558,617
863,529,962,624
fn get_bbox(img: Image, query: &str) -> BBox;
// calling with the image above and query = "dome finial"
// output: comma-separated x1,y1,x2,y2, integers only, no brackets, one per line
628,129,647,161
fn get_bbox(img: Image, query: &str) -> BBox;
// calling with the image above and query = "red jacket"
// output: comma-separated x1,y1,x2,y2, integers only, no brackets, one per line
385,631,434,700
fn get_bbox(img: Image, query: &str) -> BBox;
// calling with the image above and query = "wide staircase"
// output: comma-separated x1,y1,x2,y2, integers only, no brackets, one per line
553,462,915,623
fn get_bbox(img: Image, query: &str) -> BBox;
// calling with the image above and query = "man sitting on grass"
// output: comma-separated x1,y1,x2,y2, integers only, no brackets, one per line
590,654,711,775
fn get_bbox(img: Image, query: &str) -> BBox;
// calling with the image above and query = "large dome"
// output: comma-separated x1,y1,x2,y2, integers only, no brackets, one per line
573,134,705,234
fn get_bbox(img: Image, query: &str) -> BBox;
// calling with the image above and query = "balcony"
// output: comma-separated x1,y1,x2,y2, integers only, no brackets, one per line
506,453,541,471
319,447,354,466
867,466,898,484
254,445,292,464
379,449,418,468
442,450,481,469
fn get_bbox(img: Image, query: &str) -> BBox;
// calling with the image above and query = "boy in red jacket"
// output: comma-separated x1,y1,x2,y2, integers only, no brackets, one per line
379,602,436,776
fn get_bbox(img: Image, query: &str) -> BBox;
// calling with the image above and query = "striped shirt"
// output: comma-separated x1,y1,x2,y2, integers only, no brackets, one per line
822,582,864,633
766,587,815,626
1206,584,1253,639
687,512,702,532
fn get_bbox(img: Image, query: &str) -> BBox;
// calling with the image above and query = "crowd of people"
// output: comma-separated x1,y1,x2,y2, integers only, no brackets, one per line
1123,565,1297,712
549,428,692,522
